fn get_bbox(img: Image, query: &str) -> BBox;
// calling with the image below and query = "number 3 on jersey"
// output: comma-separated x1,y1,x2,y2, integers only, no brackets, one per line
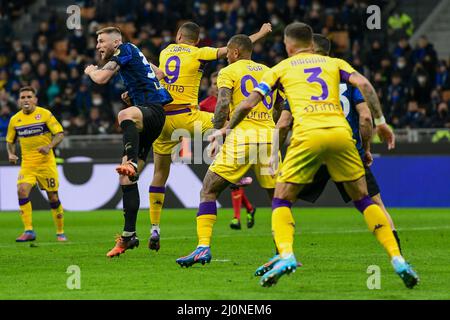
240,74,273,109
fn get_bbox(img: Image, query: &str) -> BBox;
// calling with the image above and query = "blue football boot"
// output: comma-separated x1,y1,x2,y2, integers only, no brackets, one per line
260,254,297,287
391,256,419,289
176,246,212,267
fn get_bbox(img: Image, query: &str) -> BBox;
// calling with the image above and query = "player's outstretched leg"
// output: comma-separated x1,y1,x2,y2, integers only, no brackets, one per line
176,171,229,268
107,179,140,258
259,197,298,287
351,191,419,288
148,153,172,251
116,108,142,178
48,192,67,242
16,184,36,242
344,176,419,288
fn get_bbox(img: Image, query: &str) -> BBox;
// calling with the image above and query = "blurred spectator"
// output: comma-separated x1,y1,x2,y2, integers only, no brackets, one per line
430,102,450,128
400,100,426,128
199,72,218,113
0,104,13,137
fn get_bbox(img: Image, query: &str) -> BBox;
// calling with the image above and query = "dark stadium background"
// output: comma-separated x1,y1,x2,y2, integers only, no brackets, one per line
0,0,449,210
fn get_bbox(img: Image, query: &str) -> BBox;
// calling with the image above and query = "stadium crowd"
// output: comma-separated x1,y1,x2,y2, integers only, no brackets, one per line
1,0,450,138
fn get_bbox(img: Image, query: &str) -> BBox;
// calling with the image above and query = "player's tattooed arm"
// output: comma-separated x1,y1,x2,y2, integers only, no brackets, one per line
6,142,18,164
84,61,120,84
213,88,232,129
272,95,284,124
356,102,374,166
349,72,395,149
349,72,383,119
228,91,262,129
356,102,373,152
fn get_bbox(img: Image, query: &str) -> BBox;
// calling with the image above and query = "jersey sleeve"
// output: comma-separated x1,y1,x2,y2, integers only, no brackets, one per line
352,86,365,105
335,58,357,83
110,43,133,66
197,47,219,61
217,68,234,89
254,66,280,97
5,117,16,143
46,114,64,135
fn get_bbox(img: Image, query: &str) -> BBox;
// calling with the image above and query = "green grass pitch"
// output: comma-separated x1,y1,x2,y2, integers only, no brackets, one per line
0,208,449,300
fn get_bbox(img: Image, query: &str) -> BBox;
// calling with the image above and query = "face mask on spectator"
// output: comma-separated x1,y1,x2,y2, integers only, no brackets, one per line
397,61,406,69
93,97,103,106
164,36,171,43
417,76,426,85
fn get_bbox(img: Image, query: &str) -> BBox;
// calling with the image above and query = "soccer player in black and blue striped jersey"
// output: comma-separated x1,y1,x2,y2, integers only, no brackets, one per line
84,27,173,257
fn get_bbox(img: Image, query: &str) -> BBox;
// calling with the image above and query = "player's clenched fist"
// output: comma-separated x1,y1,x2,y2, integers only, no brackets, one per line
121,91,132,106
84,64,98,75
259,23,272,35
8,154,18,165
37,145,51,155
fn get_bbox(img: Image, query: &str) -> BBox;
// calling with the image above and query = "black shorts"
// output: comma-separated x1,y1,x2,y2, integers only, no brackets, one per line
133,103,166,162
297,164,380,203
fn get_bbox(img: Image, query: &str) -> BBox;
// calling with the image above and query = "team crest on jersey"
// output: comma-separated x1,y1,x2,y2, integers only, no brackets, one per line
35,114,41,120
114,49,120,56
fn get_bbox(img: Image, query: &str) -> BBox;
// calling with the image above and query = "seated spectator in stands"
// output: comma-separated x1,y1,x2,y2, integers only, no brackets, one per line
436,60,450,90
400,100,427,128
412,36,437,67
394,56,412,84
365,39,383,72
74,82,92,116
393,37,412,61
0,103,13,137
387,72,408,117
410,70,433,111
67,114,88,135
199,72,218,113
86,106,114,135
47,69,61,106
430,102,450,128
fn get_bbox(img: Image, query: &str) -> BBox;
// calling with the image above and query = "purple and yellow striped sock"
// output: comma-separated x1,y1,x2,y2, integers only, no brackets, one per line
19,198,33,231
354,196,401,258
197,201,217,247
272,198,295,257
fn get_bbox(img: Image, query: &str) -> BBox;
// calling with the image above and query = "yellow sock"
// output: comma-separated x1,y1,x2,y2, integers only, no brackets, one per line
272,199,295,257
196,201,217,247
19,198,33,231
363,204,401,258
50,200,64,234
149,186,166,225
197,215,217,247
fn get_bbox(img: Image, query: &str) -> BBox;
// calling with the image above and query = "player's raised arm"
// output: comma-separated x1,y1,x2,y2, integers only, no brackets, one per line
348,71,395,150
216,23,272,58
84,61,120,85
85,27,124,85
